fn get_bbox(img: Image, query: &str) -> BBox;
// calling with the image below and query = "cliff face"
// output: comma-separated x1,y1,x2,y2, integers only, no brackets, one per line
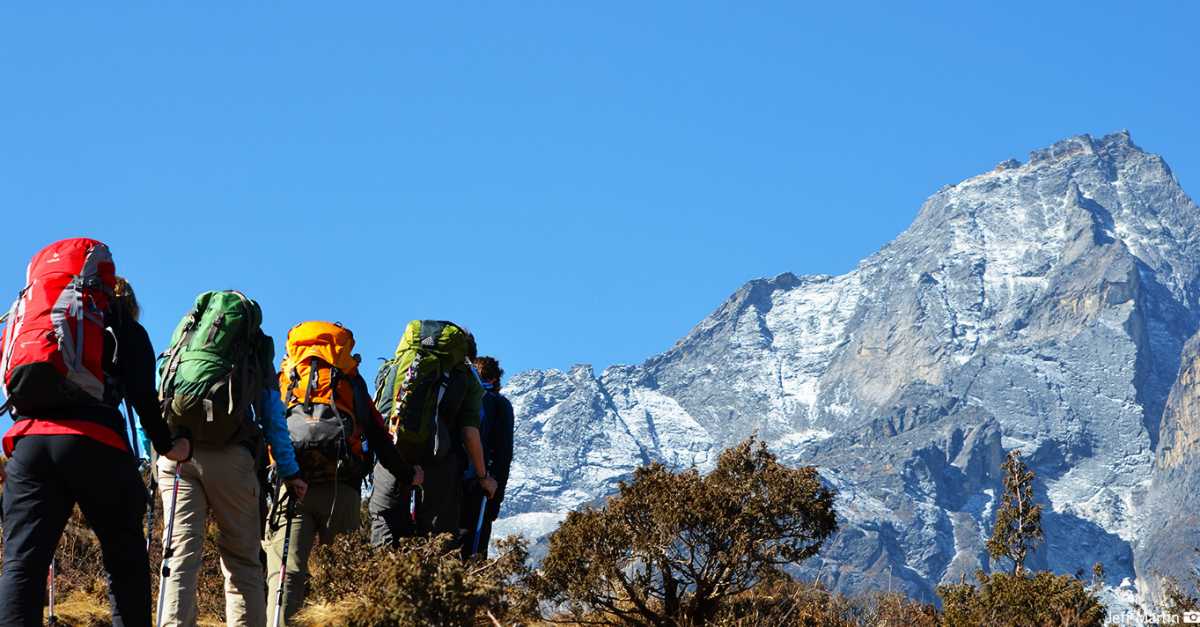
496,132,1200,604
1138,333,1200,600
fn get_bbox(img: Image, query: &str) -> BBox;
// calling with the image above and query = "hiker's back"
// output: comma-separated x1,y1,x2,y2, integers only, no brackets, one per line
158,290,273,447
374,320,475,464
279,321,372,485
369,319,483,546
0,239,187,627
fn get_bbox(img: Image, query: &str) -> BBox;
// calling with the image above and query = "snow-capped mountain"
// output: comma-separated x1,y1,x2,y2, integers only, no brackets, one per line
494,131,1200,606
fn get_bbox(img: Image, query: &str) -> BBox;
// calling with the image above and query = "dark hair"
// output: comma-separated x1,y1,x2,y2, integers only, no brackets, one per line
473,356,503,385
113,276,140,321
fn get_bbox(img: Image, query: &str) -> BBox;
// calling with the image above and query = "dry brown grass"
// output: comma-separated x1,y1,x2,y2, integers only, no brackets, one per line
0,485,229,626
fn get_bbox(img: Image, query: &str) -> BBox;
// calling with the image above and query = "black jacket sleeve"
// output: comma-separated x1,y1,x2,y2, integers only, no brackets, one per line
353,377,415,485
117,316,176,455
492,394,515,498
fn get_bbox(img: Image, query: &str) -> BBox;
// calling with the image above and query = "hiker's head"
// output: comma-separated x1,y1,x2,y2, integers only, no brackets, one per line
473,356,503,388
113,276,139,320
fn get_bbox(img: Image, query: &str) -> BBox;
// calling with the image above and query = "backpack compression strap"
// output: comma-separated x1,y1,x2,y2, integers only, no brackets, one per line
158,307,203,403
303,357,320,414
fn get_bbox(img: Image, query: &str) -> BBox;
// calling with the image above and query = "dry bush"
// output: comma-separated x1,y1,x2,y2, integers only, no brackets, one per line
690,579,936,627
533,437,838,626
937,570,1107,627
711,579,859,627
298,526,537,627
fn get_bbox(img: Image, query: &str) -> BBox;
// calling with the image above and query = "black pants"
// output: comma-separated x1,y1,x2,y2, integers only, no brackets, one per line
368,455,462,548
0,435,150,627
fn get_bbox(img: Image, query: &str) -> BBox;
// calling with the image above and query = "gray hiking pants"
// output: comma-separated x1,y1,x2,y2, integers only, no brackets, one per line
263,480,361,625
368,455,462,547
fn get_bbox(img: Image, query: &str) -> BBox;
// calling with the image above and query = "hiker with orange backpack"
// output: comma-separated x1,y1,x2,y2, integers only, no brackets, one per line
263,321,423,625
154,291,307,627
0,239,192,627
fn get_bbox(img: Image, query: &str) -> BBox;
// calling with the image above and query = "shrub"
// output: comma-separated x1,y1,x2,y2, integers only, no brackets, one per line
937,570,1106,627
534,436,838,626
298,528,536,627
710,579,937,627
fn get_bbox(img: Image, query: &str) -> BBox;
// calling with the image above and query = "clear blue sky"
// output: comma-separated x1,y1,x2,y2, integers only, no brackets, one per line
2,2,1198,383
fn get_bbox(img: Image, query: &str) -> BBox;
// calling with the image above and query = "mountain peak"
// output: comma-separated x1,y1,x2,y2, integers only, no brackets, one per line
500,131,1199,610
1026,130,1144,166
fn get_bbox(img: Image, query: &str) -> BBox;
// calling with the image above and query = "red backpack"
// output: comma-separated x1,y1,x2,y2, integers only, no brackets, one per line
0,238,118,416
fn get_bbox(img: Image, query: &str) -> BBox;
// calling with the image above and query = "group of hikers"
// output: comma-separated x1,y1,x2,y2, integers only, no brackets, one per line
0,238,516,627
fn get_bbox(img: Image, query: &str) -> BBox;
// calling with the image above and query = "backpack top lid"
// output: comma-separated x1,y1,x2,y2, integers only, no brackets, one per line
165,290,265,354
396,320,472,367
284,321,358,375
26,238,116,290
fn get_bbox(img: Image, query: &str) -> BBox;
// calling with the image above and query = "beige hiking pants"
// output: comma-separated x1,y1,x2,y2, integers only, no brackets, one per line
157,446,266,627
263,480,361,625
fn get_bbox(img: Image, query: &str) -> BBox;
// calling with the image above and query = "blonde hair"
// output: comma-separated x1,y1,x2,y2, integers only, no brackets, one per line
113,276,139,321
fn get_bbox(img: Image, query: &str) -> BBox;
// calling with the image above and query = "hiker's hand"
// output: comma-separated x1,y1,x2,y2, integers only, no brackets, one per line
411,465,424,487
286,477,308,502
480,475,498,499
164,438,191,463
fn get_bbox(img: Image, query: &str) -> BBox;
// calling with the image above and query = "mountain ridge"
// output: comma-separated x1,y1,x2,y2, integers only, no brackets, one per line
495,130,1200,609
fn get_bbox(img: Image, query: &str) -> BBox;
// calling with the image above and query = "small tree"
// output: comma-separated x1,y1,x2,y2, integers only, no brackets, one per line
986,450,1042,576
536,436,838,626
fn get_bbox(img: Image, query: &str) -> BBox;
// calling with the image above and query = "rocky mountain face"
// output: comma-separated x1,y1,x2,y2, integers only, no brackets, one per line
493,131,1200,606
1138,334,1200,600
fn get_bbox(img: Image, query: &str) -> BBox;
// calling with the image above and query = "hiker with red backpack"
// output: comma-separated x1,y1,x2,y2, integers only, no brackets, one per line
0,239,192,627
153,290,308,627
368,320,497,547
263,321,423,624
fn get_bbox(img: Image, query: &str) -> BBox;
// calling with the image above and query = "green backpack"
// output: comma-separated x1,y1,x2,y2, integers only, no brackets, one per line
158,290,274,447
374,320,474,464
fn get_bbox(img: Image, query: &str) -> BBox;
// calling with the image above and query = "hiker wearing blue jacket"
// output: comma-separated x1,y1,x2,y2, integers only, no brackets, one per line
154,383,306,627
459,356,515,558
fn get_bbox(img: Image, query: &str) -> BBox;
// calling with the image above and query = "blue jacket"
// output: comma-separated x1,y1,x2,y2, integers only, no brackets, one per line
258,388,300,479
136,388,300,479
463,382,515,502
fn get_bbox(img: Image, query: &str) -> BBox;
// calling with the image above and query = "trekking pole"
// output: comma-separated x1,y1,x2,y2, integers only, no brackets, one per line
145,467,157,552
272,493,295,627
409,486,418,524
124,399,156,552
47,558,58,626
471,495,488,558
156,463,181,627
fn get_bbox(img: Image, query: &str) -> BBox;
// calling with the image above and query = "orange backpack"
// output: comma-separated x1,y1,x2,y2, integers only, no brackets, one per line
279,321,370,483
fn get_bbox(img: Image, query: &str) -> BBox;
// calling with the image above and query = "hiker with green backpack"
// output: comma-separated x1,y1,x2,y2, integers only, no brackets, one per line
368,320,497,547
263,321,423,625
154,291,307,627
